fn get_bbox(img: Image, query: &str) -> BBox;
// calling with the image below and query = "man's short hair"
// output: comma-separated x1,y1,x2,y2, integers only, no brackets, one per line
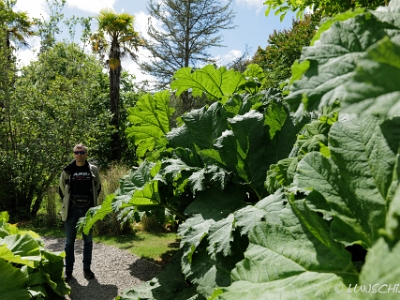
73,143,88,152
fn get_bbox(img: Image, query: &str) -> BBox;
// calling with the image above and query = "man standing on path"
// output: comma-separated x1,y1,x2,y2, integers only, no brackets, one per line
59,143,102,282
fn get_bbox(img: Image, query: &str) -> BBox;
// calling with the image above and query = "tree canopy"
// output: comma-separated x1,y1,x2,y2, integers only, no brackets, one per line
90,9,142,161
264,0,388,19
0,41,111,219
251,11,322,89
0,0,35,50
139,0,237,89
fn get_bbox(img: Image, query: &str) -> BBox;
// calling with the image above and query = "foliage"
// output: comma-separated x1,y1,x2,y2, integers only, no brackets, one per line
95,164,133,235
210,1,400,299
0,41,111,220
263,0,387,20
285,2,400,122
79,64,297,297
139,0,237,90
0,0,35,50
90,8,143,161
171,64,267,101
251,11,323,89
0,211,70,299
125,90,173,160
32,0,65,53
82,0,400,299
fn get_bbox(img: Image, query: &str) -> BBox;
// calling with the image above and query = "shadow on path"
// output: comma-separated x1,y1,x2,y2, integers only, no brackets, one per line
42,237,162,300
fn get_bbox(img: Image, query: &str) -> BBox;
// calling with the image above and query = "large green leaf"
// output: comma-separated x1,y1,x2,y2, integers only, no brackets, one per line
224,93,264,118
161,156,229,195
0,259,30,300
0,212,19,239
0,221,20,239
294,117,399,247
171,65,246,100
39,250,70,296
0,214,70,298
179,186,248,264
237,64,267,95
207,214,235,258
181,237,244,299
0,234,41,267
166,102,229,151
80,194,115,235
338,37,400,117
286,8,400,119
118,160,158,195
266,102,339,194
232,202,355,282
234,190,288,235
182,102,229,150
358,238,400,299
212,273,355,300
180,192,249,299
358,183,400,299
385,181,400,241
200,110,271,199
126,91,172,157
128,180,161,206
212,193,357,300
114,163,163,210
81,160,159,234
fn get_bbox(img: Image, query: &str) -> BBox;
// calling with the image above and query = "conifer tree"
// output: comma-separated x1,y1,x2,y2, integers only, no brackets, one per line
140,0,236,90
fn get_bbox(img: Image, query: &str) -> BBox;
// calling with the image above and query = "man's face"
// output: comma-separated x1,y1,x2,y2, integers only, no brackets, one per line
73,147,87,164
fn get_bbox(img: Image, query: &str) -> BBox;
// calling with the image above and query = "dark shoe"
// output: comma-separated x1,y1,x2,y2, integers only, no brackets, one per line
64,270,72,282
83,268,95,280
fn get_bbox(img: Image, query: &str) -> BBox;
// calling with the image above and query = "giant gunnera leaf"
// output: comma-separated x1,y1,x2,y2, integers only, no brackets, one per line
170,65,246,101
356,182,400,299
126,90,173,157
286,1,400,120
338,36,400,117
167,102,229,151
211,191,358,300
294,116,400,248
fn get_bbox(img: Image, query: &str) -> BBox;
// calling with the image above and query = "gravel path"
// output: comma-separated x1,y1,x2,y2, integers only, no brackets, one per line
42,237,162,300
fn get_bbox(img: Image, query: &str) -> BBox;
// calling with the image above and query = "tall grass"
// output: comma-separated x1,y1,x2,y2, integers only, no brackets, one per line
45,186,59,227
95,163,131,235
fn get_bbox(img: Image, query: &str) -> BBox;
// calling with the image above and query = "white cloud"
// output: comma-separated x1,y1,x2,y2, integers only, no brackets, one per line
236,0,264,9
15,0,48,19
126,10,166,84
134,10,167,39
121,55,156,85
16,36,41,69
213,49,243,67
133,11,150,39
304,6,313,15
66,0,117,14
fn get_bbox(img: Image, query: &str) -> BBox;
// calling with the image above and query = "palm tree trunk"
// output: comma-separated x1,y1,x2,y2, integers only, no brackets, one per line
109,39,121,161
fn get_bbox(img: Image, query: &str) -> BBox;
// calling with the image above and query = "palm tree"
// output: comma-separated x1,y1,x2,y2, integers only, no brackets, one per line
90,9,142,161
0,0,34,114
0,0,35,52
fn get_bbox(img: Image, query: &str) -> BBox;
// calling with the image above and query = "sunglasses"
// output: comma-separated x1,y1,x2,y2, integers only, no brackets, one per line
74,151,86,155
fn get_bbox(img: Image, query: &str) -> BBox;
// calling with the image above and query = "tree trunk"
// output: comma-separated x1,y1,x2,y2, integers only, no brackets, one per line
109,39,121,161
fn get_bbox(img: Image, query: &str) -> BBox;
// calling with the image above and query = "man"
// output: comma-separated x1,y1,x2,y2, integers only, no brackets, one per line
59,144,101,282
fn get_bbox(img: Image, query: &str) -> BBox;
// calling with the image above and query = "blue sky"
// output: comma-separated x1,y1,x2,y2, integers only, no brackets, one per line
16,0,296,82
